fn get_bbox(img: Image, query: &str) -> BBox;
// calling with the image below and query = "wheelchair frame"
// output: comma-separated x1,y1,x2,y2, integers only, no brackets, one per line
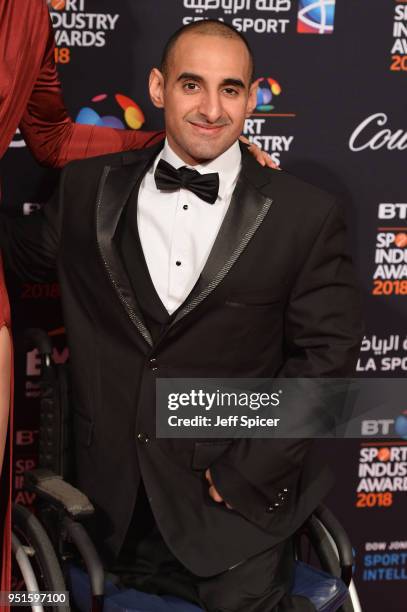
11,329,361,612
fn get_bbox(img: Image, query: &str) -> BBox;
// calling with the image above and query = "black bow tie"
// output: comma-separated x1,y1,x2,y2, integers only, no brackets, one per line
154,159,219,204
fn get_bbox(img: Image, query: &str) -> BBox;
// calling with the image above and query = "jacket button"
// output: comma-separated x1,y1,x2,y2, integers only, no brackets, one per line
266,505,275,513
137,432,150,444
148,358,158,371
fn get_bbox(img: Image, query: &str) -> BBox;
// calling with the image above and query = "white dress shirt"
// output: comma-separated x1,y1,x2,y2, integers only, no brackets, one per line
137,139,242,314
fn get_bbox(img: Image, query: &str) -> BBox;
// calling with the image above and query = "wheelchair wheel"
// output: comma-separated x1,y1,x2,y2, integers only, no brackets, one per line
12,503,68,611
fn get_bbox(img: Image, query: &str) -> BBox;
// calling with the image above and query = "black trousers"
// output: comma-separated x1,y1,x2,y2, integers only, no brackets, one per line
108,483,316,612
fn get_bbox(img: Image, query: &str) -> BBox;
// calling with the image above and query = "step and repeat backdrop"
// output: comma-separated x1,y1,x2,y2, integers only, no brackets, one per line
1,1,407,609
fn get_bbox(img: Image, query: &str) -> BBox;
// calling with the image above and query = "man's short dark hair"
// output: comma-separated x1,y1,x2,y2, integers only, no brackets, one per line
160,20,255,84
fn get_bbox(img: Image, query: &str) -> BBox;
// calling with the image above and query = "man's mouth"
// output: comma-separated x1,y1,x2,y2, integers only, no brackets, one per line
188,121,228,135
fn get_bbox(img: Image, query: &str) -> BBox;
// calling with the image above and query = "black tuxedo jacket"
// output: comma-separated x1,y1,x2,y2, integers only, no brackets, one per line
0,142,363,576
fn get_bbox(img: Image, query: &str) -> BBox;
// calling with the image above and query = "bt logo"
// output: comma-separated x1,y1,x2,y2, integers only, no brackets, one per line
76,93,145,130
254,78,282,113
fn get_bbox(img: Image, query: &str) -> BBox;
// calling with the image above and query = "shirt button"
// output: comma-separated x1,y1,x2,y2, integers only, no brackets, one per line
175,261,182,266
183,204,188,210
137,432,150,444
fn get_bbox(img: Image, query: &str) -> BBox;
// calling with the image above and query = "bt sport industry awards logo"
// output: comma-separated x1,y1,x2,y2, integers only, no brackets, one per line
47,0,120,64
75,93,145,130
297,0,336,34
244,75,295,166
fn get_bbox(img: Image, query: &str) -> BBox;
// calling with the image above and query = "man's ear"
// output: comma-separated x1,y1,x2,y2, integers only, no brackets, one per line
149,68,165,109
246,81,258,117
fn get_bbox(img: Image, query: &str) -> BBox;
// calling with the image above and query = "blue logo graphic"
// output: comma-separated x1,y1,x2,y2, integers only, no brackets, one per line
297,0,336,34
254,78,282,113
395,411,407,441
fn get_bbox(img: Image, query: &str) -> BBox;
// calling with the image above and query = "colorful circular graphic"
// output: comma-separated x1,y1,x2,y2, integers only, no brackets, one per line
377,447,390,462
394,233,407,248
75,93,145,130
254,78,282,112
298,0,335,34
50,0,66,10
395,412,407,440
116,94,145,129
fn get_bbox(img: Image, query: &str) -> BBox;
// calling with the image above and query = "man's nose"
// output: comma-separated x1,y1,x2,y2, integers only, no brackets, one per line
198,91,223,123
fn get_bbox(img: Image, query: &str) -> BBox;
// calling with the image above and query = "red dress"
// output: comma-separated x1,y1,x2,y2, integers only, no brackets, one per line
0,0,163,604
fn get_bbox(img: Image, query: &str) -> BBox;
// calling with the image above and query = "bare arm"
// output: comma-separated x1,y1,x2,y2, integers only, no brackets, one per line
0,326,11,477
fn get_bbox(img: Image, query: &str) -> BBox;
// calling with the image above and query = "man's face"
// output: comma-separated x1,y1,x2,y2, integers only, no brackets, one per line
149,32,257,165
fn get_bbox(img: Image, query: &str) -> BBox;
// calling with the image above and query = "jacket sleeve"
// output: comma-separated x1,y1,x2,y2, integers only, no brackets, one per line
0,166,69,282
210,201,364,527
19,8,164,168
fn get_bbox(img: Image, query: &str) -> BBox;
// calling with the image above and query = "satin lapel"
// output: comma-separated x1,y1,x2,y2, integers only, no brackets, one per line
96,160,154,349
170,175,273,327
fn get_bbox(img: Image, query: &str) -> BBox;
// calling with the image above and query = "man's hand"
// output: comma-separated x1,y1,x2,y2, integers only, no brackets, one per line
205,469,233,509
239,136,280,169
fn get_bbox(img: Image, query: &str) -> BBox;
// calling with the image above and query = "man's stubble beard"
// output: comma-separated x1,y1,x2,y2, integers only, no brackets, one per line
169,126,238,165
183,139,228,164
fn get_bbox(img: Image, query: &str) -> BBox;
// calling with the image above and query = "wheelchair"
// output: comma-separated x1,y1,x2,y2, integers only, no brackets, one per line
12,329,362,612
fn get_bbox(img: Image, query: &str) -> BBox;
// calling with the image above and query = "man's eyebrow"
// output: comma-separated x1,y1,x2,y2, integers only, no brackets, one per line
176,73,245,89
221,78,245,89
177,72,203,82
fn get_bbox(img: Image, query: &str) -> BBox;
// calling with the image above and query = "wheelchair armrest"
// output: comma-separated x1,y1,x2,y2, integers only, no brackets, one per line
313,504,354,586
24,469,94,519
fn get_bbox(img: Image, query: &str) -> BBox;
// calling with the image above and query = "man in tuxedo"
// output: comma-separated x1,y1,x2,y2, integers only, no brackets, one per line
1,20,363,612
